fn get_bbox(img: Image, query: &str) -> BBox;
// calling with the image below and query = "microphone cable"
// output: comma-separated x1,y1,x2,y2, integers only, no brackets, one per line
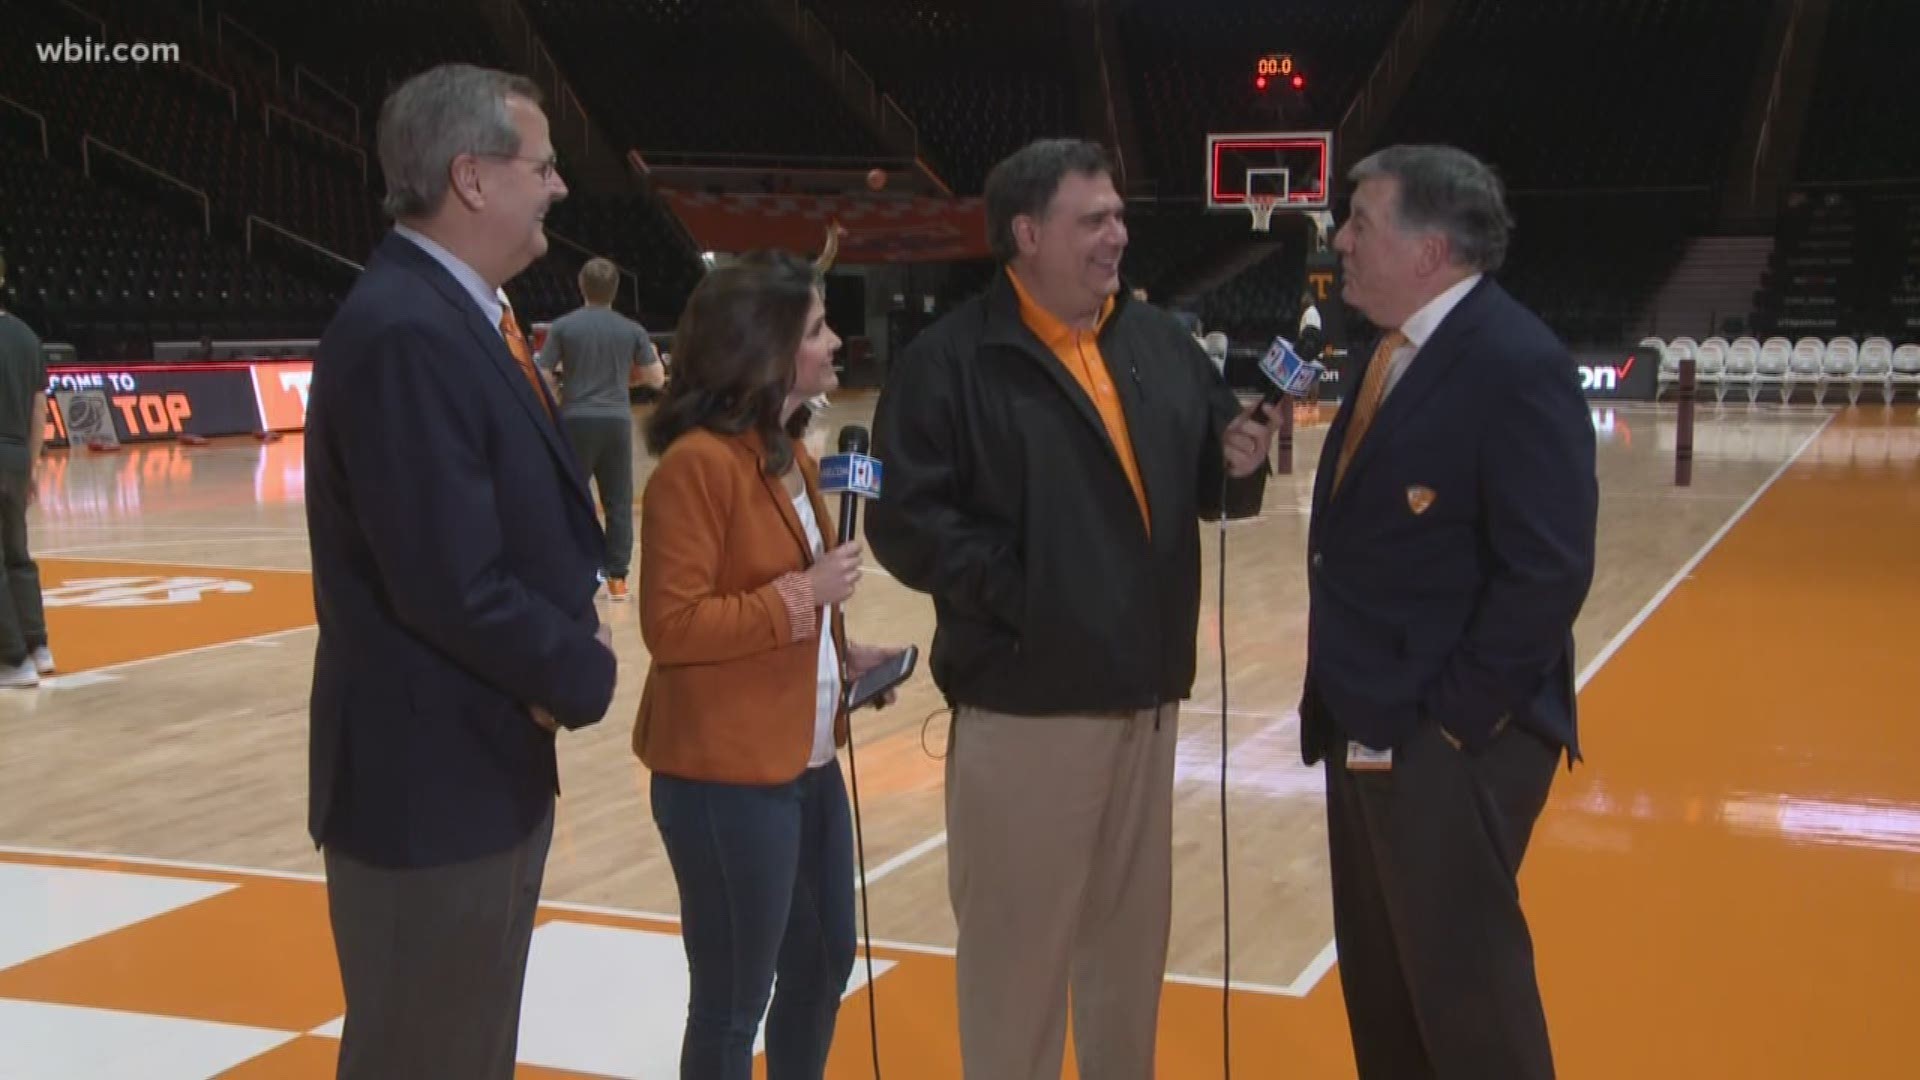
1216,473,1234,1080
842,693,883,1080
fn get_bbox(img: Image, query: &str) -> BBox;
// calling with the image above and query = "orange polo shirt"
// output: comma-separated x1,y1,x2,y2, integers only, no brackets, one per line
1007,268,1151,534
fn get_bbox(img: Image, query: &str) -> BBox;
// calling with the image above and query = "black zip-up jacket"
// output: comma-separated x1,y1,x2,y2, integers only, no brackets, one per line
866,273,1265,716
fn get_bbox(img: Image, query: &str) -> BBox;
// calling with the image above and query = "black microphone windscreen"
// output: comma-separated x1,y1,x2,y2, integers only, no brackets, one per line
838,425,870,454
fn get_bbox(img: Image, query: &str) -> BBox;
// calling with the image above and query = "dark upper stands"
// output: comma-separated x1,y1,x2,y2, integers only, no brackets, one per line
12,0,1901,359
1767,0,1920,340
1498,190,1712,347
202,0,509,138
1348,0,1769,346
0,153,335,355
1377,0,1769,191
1756,187,1920,340
803,0,1075,194
523,0,882,161
1,1,385,265
1797,0,1920,182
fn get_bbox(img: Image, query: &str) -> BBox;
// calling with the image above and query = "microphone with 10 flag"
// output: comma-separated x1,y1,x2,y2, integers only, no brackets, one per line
820,425,883,545
1254,335,1326,405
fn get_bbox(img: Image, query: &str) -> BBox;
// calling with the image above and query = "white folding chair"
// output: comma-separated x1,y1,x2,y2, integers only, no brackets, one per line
1853,338,1893,404
1817,337,1857,404
1659,337,1697,401
1724,337,1759,404
1756,337,1792,403
1697,337,1729,403
1787,337,1825,402
1890,343,1920,402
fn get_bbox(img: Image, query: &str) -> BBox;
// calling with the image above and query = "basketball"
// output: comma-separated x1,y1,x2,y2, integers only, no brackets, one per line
866,167,887,191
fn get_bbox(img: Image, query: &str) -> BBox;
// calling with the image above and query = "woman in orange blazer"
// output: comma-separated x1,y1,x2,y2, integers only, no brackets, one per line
636,251,905,1079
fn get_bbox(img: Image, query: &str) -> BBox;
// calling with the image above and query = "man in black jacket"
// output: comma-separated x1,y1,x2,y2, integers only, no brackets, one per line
867,138,1279,1080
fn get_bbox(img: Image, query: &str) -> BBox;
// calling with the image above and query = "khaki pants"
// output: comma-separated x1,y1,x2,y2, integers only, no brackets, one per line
945,703,1178,1080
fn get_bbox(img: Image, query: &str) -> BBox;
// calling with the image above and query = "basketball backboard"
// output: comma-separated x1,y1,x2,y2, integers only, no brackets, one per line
1206,131,1332,214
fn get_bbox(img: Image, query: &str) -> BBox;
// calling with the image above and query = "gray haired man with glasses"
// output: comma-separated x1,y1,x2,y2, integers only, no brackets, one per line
304,64,617,1080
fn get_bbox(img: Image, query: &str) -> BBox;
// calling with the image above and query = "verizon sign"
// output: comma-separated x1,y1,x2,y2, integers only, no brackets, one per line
1572,348,1658,400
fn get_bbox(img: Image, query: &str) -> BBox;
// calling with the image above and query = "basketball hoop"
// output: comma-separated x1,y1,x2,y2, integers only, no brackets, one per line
1246,194,1279,233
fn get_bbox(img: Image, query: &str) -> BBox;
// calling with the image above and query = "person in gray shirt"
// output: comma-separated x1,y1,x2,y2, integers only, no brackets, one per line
0,253,52,687
536,257,662,599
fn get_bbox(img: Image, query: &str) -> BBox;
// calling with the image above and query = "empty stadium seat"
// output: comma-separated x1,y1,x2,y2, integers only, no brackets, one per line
1755,337,1792,402
1884,343,1919,402
1696,337,1729,402
1785,336,1824,402
1724,336,1760,403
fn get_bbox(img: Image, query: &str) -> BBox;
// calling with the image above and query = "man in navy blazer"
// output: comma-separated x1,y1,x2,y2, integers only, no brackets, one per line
1299,145,1597,1080
304,64,617,1079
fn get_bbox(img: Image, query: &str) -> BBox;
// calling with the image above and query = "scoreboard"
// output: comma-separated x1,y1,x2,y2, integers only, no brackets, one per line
1254,52,1304,91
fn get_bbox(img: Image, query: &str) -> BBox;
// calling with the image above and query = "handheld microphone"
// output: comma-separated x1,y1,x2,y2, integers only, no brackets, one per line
819,425,884,546
1252,335,1328,408
1297,323,1326,364
818,424,890,1079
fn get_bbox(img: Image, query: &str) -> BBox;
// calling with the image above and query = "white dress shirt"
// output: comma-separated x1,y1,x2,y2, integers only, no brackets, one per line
1379,273,1482,401
393,223,505,336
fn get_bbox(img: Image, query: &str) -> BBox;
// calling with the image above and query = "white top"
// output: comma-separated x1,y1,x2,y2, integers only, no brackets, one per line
792,491,842,768
393,223,506,335
1299,304,1322,333
1380,273,1483,401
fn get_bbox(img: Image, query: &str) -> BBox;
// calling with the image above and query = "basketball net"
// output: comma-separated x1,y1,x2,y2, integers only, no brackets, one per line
1247,194,1279,233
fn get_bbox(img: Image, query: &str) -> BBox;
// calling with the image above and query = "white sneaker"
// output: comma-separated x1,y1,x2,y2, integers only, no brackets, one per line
32,647,54,675
0,659,40,688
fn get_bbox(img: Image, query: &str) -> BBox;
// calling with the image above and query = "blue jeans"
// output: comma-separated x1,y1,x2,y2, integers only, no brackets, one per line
651,761,857,1080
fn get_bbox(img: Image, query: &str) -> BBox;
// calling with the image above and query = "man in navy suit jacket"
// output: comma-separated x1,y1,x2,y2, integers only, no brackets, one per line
304,64,617,1080
1299,145,1597,1080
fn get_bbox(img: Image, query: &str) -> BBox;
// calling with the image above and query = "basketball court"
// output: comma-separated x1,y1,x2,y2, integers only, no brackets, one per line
1,386,1916,1077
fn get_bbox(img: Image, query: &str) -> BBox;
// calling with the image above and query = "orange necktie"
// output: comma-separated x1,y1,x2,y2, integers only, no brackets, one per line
1331,330,1408,493
499,306,552,419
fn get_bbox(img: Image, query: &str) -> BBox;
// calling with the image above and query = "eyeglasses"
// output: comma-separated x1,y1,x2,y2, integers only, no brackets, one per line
476,153,560,182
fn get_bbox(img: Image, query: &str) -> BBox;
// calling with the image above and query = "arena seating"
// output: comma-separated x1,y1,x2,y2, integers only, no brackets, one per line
186,0,513,134
0,153,336,355
523,0,883,160
1376,0,1768,191
1797,0,1920,182
0,0,385,265
803,0,1076,194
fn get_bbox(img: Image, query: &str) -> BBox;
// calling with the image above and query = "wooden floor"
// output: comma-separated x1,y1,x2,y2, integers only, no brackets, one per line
1,396,1915,1077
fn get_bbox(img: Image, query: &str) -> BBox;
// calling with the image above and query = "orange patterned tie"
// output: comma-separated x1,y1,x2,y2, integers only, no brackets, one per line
1331,330,1408,493
499,305,552,419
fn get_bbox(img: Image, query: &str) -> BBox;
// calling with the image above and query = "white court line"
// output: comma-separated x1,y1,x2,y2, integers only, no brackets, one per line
41,554,310,574
0,844,968,962
1182,703,1292,721
1572,410,1832,690
50,626,313,684
855,831,948,890
39,526,305,535
41,537,306,557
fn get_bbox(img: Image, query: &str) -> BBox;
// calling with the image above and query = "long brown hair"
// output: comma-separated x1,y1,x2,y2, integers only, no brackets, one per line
643,251,819,475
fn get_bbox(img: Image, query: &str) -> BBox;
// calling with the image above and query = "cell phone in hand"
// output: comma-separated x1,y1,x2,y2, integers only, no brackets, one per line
844,645,918,711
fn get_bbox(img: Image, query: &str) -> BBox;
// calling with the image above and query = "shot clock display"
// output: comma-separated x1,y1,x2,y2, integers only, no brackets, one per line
1254,52,1305,91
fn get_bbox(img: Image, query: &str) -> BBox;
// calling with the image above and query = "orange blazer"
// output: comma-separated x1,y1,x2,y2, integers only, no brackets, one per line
635,427,849,785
